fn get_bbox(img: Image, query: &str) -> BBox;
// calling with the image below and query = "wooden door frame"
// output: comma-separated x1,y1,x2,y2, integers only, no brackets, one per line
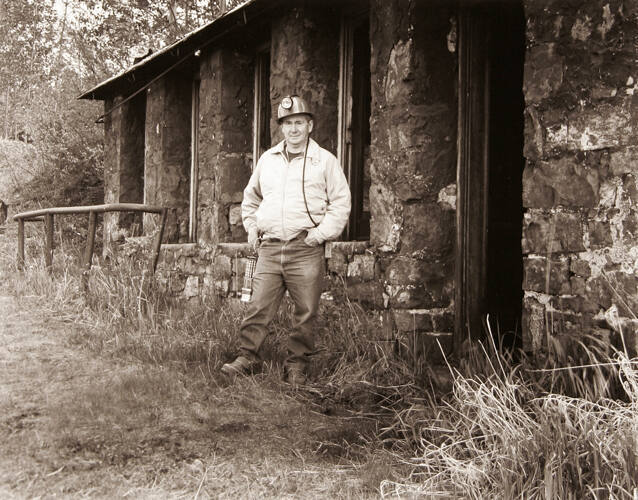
454,7,491,351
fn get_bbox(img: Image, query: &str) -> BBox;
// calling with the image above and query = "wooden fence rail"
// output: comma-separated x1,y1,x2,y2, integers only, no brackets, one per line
13,203,168,276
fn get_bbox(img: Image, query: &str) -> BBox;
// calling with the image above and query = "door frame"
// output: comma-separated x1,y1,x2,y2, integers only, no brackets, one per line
454,2,526,351
455,6,491,350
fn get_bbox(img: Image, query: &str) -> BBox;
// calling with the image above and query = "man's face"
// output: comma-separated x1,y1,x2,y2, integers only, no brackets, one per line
281,114,313,149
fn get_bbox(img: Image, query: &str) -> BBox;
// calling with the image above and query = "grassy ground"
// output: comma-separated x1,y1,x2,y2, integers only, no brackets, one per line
0,223,408,498
2,220,637,499
0,300,394,498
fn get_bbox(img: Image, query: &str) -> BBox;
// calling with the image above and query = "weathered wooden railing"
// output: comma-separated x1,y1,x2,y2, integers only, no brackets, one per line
13,203,168,275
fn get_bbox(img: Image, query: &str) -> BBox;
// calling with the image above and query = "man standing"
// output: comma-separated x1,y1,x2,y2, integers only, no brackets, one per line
221,95,351,385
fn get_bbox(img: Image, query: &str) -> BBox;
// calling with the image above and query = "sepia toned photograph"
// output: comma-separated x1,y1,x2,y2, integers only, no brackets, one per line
1,0,637,498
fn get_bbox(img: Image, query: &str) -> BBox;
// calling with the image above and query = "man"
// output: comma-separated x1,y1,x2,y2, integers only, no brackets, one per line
221,95,351,385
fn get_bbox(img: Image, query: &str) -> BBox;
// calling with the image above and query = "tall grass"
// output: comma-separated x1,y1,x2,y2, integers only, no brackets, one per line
381,330,638,499
3,226,401,391
3,222,87,320
3,224,637,497
81,257,246,378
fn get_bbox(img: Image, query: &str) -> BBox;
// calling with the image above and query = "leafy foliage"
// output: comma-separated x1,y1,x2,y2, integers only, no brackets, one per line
68,0,221,79
0,0,244,212
0,0,58,140
0,139,39,202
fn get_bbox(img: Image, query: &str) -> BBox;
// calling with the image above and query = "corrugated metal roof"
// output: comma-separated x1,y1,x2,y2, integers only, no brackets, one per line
78,0,270,100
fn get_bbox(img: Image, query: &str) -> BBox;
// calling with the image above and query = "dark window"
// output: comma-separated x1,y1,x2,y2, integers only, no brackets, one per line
253,48,271,166
340,13,371,241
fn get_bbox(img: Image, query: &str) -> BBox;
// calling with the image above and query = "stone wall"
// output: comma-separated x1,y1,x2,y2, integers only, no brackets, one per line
270,4,340,152
144,72,192,243
367,0,457,349
98,0,638,364
197,45,253,245
159,1,457,357
522,0,638,354
155,241,371,301
103,93,145,251
148,1,460,363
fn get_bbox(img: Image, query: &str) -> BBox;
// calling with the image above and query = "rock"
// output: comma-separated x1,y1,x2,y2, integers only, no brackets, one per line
522,211,585,254
523,44,564,103
523,157,599,208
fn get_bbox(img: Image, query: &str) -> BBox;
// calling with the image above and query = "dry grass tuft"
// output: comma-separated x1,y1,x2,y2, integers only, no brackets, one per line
382,329,638,498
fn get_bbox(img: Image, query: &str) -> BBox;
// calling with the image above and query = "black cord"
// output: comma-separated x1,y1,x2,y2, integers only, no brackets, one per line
301,138,319,228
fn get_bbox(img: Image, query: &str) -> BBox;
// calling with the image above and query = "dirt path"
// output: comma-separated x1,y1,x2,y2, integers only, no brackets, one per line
0,292,389,499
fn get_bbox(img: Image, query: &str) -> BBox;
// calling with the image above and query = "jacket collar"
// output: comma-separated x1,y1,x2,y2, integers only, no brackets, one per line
273,138,320,159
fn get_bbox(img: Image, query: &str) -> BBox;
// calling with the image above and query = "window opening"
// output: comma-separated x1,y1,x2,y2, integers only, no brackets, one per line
253,47,271,168
339,12,371,241
189,78,200,242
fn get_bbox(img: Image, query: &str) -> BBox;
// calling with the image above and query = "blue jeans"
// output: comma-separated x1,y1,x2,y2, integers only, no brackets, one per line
238,233,325,365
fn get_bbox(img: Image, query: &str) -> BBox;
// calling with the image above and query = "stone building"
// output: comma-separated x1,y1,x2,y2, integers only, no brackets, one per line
80,0,638,358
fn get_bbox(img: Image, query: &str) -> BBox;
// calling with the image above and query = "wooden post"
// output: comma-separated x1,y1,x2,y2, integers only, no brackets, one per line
82,211,97,291
17,218,24,270
150,208,167,275
45,213,54,271
12,204,167,277
4,90,9,139
83,211,97,270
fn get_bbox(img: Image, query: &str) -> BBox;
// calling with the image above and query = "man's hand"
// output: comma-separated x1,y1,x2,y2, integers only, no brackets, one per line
304,228,323,247
248,228,260,252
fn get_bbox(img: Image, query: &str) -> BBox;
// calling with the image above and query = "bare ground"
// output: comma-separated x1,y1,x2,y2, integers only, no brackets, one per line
0,291,398,498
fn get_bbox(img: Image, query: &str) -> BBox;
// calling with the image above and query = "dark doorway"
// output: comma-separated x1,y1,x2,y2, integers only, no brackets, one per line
486,4,525,347
456,1,525,350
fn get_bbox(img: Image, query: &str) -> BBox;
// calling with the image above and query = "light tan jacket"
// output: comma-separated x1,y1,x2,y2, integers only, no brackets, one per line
242,139,351,244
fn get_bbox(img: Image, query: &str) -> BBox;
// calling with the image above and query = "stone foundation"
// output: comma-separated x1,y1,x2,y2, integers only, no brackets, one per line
153,239,454,360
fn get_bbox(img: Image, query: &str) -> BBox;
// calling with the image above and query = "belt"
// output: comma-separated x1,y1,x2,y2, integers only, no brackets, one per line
262,231,307,243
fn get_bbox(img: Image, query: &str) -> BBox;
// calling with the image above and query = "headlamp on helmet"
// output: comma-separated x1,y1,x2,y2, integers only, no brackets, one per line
277,95,313,123
281,96,293,110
